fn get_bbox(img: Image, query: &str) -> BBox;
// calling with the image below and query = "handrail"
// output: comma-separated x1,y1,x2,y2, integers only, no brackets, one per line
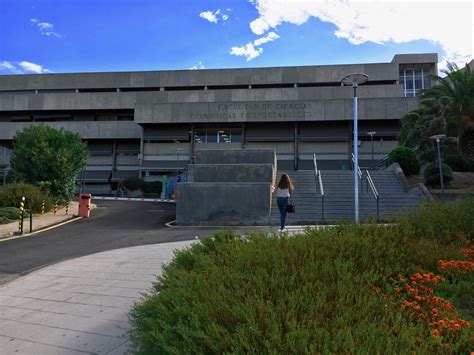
313,153,325,222
365,171,380,222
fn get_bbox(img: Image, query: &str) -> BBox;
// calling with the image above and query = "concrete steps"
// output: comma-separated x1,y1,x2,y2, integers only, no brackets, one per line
270,169,424,225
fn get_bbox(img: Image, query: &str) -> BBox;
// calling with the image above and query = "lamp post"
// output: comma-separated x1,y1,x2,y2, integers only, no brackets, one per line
342,73,369,223
430,134,446,202
367,131,376,170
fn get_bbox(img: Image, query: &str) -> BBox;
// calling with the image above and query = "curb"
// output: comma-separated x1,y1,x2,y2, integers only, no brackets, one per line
92,196,176,203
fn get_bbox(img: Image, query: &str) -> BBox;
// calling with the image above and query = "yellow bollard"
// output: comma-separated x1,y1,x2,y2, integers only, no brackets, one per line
65,201,69,215
18,196,25,234
54,201,58,215
41,199,45,215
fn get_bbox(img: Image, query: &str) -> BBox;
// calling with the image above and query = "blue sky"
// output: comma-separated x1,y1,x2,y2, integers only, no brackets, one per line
0,0,472,74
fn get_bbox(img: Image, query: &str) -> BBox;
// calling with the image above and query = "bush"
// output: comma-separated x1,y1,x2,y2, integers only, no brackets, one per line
423,162,453,187
141,181,163,194
0,207,21,220
0,216,10,224
129,199,474,353
445,154,469,172
0,183,54,213
123,176,145,191
388,146,420,175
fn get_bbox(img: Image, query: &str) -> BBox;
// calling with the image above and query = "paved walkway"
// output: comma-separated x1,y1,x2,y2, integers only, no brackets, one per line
0,240,194,354
0,202,80,239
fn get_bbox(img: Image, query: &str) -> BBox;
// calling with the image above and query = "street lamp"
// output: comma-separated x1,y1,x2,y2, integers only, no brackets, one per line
342,73,369,223
430,134,446,202
367,131,376,170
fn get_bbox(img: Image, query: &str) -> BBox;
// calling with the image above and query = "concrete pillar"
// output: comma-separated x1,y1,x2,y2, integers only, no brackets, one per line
241,123,246,149
190,124,195,162
112,140,117,171
294,122,299,171
139,125,145,174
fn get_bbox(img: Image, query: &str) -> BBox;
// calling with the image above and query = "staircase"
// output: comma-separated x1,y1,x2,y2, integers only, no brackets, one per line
270,169,424,225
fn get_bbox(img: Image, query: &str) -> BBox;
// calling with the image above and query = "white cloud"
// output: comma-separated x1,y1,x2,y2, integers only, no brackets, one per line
30,18,63,37
248,0,473,67
0,61,15,70
230,43,264,61
18,61,49,73
200,10,219,23
230,31,280,61
200,8,232,23
253,31,279,46
0,60,51,74
190,61,205,70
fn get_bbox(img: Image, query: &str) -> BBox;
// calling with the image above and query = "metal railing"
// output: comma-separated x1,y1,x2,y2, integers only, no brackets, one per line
365,171,380,222
313,154,325,222
351,153,364,192
373,155,389,170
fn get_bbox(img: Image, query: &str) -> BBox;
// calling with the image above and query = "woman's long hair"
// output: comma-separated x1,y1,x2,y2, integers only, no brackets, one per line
277,173,294,192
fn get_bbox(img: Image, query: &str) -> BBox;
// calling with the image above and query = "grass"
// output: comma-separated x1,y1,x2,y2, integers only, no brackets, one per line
129,198,474,354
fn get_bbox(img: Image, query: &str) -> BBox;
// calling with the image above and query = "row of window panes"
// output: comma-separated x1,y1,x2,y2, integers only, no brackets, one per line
399,68,431,97
194,129,241,143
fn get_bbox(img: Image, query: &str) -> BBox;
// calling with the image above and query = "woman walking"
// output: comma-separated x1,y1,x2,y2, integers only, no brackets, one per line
273,173,295,232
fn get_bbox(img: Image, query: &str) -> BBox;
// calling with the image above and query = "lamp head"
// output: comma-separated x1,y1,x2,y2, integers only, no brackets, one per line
430,134,446,141
341,73,369,86
367,131,376,136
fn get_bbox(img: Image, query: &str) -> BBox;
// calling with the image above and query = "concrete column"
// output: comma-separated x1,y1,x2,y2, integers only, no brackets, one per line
112,140,118,171
139,125,145,173
190,124,195,162
294,122,299,171
241,123,246,149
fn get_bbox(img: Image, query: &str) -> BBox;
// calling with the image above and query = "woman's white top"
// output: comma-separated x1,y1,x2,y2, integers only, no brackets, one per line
277,188,290,198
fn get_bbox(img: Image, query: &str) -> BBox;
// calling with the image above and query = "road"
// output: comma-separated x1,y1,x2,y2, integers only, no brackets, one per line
0,201,199,284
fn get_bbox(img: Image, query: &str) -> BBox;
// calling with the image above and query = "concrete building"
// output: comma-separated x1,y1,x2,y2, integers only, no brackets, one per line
0,53,437,192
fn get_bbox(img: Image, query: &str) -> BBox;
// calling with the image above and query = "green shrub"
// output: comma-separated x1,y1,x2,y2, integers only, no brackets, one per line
0,216,10,224
445,154,469,172
0,183,54,213
141,181,163,194
423,162,453,187
0,207,21,220
123,176,145,191
388,146,420,175
129,199,474,353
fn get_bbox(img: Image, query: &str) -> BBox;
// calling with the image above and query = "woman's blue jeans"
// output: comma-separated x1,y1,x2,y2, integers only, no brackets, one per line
277,197,289,229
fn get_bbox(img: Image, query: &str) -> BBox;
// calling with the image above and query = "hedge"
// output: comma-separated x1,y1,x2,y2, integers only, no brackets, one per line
0,183,53,213
129,198,474,353
423,163,453,187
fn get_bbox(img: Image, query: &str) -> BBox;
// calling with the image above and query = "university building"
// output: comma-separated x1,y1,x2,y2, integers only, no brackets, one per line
0,53,437,192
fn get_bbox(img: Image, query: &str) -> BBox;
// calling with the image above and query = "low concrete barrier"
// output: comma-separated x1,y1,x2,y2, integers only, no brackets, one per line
176,183,272,225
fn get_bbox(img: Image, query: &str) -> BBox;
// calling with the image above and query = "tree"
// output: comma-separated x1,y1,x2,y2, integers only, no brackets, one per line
10,125,89,202
422,62,474,153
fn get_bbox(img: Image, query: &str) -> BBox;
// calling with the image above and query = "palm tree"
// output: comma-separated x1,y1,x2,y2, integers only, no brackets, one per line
422,62,474,153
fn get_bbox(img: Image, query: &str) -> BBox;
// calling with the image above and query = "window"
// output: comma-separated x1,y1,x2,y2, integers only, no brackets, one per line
399,65,431,97
194,129,241,143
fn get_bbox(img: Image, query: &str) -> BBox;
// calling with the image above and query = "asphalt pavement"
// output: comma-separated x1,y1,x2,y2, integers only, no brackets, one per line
0,200,210,285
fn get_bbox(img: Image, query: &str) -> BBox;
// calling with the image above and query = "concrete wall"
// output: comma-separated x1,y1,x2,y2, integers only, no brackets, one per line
176,183,272,225
0,121,141,140
189,164,274,183
195,149,276,165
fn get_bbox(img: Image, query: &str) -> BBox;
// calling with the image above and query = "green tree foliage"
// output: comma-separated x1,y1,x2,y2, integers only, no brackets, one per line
388,146,420,175
10,125,88,202
399,63,474,163
423,63,474,145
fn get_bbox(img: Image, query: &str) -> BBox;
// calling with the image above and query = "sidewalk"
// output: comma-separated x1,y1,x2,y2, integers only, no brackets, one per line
0,202,80,239
0,240,194,354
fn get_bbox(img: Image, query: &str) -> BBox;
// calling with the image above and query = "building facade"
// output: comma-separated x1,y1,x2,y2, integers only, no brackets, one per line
0,53,437,192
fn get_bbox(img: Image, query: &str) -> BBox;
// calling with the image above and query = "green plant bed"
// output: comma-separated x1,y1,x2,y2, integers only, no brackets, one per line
0,216,11,224
130,199,474,353
0,207,21,220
